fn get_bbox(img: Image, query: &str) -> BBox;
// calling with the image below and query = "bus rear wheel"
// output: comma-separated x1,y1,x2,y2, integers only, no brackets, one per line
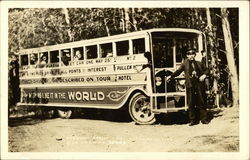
57,109,72,119
129,93,156,125
41,108,55,119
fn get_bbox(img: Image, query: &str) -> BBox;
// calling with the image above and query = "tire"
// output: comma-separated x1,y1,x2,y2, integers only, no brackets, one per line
129,93,156,125
57,109,72,119
41,108,55,119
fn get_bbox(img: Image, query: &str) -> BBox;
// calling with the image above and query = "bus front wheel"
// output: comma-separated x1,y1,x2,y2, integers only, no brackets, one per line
129,93,156,125
57,109,72,119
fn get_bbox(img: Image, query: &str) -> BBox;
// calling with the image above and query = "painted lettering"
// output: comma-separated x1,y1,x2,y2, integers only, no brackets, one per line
86,60,93,64
68,92,75,100
90,92,97,101
86,77,94,82
96,59,103,63
97,92,105,101
82,92,89,101
69,69,81,74
96,76,111,81
67,91,105,101
88,67,107,72
75,91,82,101
118,75,132,81
116,65,132,71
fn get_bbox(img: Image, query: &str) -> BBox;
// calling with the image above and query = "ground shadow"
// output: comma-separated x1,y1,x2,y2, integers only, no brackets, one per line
207,108,223,121
156,112,189,125
70,108,132,123
8,107,224,126
155,108,223,125
8,116,44,127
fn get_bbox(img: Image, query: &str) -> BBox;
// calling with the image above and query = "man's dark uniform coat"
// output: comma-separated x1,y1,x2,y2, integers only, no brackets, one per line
170,59,209,121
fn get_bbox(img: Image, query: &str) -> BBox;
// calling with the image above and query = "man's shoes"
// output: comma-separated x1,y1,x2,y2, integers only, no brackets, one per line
189,120,199,126
201,120,209,124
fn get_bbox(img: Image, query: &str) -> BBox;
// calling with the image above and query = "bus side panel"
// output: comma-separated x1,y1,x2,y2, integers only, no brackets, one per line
19,85,146,109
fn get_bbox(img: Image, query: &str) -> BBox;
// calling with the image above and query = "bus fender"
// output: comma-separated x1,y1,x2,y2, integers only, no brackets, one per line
116,86,149,109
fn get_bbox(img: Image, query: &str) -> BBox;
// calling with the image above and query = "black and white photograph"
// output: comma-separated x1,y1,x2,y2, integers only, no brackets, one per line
0,1,249,160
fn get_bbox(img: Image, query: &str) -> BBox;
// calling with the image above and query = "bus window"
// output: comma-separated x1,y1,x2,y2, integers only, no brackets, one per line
21,54,28,66
73,47,84,61
40,52,48,65
50,50,59,63
116,40,129,56
133,38,145,54
86,45,97,59
152,38,174,68
100,43,113,58
30,53,38,65
61,49,71,66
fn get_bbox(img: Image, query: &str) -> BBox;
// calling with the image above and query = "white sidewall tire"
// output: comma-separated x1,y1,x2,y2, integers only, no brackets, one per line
129,93,156,125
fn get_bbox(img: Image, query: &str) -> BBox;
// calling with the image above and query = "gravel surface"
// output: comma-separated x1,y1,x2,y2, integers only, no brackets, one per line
8,107,239,152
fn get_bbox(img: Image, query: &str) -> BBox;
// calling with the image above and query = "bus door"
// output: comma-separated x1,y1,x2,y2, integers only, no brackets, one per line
150,32,187,112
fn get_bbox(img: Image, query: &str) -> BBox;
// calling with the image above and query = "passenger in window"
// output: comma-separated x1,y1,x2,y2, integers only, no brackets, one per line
62,50,71,66
30,54,38,65
74,50,83,61
40,54,48,67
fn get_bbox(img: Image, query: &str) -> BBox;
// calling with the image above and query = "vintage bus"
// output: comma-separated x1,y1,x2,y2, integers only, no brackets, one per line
18,28,207,124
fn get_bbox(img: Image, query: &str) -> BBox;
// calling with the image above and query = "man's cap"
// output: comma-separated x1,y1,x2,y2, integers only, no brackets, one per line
186,47,197,55
63,49,70,53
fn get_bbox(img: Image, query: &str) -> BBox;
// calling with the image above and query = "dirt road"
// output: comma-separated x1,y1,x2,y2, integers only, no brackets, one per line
8,107,239,152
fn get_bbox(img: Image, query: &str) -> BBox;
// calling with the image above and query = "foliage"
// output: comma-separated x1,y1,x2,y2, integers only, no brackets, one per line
8,8,239,105
9,8,220,54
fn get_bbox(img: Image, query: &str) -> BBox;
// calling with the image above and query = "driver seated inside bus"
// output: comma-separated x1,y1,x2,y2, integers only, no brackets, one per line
74,50,83,61
61,49,71,66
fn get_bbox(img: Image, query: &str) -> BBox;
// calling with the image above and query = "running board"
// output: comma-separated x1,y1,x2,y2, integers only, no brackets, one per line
152,107,188,113
150,92,187,113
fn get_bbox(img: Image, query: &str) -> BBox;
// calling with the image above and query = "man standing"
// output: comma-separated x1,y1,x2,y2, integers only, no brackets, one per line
9,55,20,105
167,48,209,126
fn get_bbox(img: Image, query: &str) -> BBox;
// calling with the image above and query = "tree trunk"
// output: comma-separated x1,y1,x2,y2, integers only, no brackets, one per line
206,8,220,107
62,8,73,42
120,8,125,32
131,8,138,31
221,8,239,107
104,18,110,36
41,12,48,46
124,8,131,33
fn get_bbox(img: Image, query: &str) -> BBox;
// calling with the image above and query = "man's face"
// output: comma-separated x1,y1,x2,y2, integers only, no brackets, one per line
31,54,36,61
42,56,47,61
186,50,196,60
76,51,82,58
66,52,70,57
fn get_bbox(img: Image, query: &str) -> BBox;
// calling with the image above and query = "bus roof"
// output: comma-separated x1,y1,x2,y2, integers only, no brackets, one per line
19,28,202,54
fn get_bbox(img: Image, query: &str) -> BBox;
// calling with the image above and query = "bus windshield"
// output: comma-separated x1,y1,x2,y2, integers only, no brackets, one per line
152,32,200,68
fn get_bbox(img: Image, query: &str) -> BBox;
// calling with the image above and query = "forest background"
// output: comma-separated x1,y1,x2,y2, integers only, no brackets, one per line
8,8,239,108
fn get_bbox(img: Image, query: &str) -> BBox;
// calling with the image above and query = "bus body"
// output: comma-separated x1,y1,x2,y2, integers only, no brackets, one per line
18,28,206,124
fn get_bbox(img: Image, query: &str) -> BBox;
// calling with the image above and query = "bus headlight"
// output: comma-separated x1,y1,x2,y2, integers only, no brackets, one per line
155,77,162,86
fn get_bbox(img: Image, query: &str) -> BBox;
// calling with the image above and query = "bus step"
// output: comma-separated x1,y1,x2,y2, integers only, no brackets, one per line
152,107,188,113
152,92,186,97
152,108,168,113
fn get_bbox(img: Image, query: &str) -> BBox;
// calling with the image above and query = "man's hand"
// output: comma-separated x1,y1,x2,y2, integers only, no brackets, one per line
166,76,171,82
199,74,206,82
134,66,141,73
